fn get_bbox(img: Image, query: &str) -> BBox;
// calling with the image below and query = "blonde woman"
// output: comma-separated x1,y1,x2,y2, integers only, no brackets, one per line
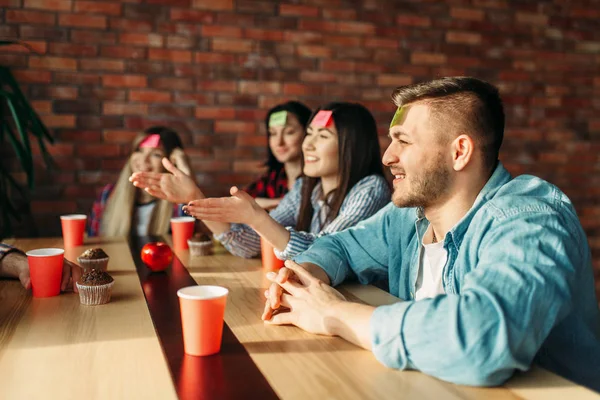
88,126,192,237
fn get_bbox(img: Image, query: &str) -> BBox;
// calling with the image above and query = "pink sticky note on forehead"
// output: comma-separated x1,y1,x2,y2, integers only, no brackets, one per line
139,134,161,148
310,110,333,128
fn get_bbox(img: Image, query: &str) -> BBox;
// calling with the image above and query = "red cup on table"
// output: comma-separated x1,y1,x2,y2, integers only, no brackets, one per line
26,248,64,298
171,217,195,250
177,285,229,356
60,214,87,247
260,237,285,270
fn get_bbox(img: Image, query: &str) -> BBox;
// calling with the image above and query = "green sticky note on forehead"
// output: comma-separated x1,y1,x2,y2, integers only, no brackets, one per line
269,110,287,128
389,107,405,129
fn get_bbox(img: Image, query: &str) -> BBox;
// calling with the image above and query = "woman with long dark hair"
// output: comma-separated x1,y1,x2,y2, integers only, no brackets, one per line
130,103,390,259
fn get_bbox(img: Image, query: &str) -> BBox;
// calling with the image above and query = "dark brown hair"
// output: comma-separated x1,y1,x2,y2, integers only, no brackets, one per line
392,77,505,173
296,102,386,232
264,101,312,170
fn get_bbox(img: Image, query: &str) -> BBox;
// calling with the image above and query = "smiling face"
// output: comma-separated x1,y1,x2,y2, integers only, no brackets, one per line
382,103,452,208
268,113,304,164
130,145,167,174
302,122,339,180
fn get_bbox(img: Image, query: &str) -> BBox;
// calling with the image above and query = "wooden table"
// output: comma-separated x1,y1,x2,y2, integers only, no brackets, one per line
0,236,598,400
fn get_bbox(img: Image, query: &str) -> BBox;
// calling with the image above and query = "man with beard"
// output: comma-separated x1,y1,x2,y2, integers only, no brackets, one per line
261,77,600,391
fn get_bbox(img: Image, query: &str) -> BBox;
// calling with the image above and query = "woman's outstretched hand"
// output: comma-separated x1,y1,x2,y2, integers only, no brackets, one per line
129,158,204,204
183,186,265,225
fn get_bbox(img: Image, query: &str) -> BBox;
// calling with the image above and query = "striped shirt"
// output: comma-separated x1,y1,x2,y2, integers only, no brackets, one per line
215,174,391,259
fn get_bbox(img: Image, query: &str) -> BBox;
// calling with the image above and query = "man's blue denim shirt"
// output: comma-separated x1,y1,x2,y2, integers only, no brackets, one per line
295,162,600,391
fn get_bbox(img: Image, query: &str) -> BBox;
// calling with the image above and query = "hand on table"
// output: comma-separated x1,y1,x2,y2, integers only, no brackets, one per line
261,260,346,336
4,252,81,292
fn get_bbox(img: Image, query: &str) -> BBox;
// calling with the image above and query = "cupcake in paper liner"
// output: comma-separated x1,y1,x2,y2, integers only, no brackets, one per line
77,247,109,272
76,269,114,306
188,233,213,256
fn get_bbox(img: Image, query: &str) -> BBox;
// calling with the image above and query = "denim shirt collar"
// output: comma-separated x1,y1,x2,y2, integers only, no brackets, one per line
415,161,512,251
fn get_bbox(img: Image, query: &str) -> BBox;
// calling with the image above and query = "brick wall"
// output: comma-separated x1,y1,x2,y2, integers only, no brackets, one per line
1,0,599,298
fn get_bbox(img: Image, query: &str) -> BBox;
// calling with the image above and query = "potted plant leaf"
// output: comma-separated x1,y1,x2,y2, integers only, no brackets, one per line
0,40,55,238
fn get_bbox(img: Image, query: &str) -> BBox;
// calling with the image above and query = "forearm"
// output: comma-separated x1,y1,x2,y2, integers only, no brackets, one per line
298,262,331,285
254,198,281,210
327,301,375,350
249,210,291,252
0,252,26,279
203,220,232,236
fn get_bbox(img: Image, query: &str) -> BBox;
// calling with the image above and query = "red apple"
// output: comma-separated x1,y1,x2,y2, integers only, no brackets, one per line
141,242,173,272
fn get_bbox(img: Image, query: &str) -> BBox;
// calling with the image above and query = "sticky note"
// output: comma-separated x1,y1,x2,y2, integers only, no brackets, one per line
269,110,288,127
389,107,406,129
310,110,333,128
139,134,161,148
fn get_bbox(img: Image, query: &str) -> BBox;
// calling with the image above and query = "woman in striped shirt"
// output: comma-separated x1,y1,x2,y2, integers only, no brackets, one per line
130,102,391,259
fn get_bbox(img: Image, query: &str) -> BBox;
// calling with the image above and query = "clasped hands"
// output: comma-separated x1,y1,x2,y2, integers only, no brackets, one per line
261,260,347,336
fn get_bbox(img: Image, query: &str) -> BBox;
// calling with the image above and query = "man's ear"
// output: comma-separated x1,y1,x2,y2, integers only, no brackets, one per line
451,134,474,171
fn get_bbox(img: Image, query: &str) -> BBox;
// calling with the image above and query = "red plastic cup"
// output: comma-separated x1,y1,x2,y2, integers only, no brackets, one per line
60,214,87,247
177,285,229,356
171,217,195,250
26,248,64,298
260,237,285,270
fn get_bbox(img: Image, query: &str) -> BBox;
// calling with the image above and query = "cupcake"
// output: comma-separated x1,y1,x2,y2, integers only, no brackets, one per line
76,269,114,306
188,233,213,256
77,247,109,272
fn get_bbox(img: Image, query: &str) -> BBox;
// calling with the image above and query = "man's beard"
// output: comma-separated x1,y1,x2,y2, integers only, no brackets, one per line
392,160,451,209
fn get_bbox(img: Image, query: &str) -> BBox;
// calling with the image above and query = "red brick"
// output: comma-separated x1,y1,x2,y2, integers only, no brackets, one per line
129,90,171,103
42,115,76,128
297,45,331,58
102,74,147,88
576,42,600,54
450,7,485,21
377,74,413,87
201,25,242,38
446,31,482,45
239,81,281,95
235,109,266,121
75,1,122,15
472,0,507,8
119,33,164,47
48,43,97,57
279,4,318,17
148,48,191,63
364,37,398,49
71,30,116,44
516,12,548,26
77,144,120,157
195,106,236,119
30,200,77,214
6,9,55,25
192,0,232,10
283,83,322,96
166,35,195,49
29,56,77,71
323,8,357,20
197,80,236,92
327,35,361,47
299,71,337,83
194,52,236,63
283,31,323,44
215,121,256,134
80,59,124,72
109,18,153,32
410,52,447,65
103,130,140,143
59,13,107,29
170,8,214,23
54,72,101,85
100,45,146,59
31,100,52,114
150,77,193,91
24,0,71,11
19,26,67,41
211,38,253,53
244,28,284,41
0,0,21,6
1,40,47,54
236,134,265,147
321,60,355,72
396,15,431,28
337,21,375,35
175,93,214,105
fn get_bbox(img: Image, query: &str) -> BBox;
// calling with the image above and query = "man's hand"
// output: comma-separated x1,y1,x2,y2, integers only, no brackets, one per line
262,260,346,336
129,158,203,204
2,252,81,292
184,186,266,226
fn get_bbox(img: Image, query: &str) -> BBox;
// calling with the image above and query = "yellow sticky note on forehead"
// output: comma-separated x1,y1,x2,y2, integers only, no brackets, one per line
389,107,405,129
269,110,287,127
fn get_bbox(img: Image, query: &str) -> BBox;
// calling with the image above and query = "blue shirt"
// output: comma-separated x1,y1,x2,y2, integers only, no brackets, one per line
216,174,391,259
295,162,600,391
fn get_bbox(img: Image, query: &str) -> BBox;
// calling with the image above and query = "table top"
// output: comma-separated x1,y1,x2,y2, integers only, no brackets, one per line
0,236,598,400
